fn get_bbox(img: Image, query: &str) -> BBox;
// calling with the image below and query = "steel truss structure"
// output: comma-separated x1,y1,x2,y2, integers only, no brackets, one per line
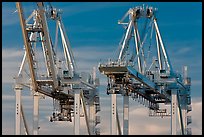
14,2,100,135
99,5,192,135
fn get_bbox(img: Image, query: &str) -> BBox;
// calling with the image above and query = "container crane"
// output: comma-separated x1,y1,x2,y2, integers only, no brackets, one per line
14,2,100,135
99,5,192,135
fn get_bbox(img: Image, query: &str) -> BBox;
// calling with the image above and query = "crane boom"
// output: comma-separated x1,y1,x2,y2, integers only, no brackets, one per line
37,2,58,90
16,2,38,91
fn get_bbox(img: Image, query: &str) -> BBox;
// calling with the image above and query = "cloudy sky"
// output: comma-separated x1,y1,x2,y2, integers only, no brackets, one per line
2,2,202,135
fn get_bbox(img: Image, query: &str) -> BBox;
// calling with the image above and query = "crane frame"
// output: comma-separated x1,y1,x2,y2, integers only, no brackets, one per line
14,2,100,135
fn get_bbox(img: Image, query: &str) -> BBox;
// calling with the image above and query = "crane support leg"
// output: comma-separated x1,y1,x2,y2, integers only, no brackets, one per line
116,108,122,135
177,93,184,135
80,92,91,135
89,101,95,135
111,94,117,135
123,95,129,135
15,84,22,135
21,104,29,135
182,108,187,134
171,89,178,135
74,89,81,135
33,92,39,135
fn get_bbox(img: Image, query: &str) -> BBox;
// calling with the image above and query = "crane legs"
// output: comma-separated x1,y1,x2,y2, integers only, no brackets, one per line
15,84,22,135
123,95,129,135
111,94,117,135
33,92,39,135
171,89,178,135
74,89,81,135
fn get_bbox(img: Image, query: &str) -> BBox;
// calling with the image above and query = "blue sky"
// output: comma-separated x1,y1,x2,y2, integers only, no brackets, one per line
2,2,202,135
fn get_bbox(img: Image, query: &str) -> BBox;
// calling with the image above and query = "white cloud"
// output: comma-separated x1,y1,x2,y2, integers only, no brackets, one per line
174,47,191,55
2,91,202,135
2,4,19,26
191,80,202,86
2,48,24,84
2,2,38,27
53,2,134,18
2,46,202,135
2,44,115,84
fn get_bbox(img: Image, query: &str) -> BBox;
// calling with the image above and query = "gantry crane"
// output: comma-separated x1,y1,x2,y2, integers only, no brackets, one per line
99,5,192,135
14,2,100,135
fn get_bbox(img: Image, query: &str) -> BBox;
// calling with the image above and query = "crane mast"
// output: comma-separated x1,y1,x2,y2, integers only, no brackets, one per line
99,5,192,135
14,2,100,135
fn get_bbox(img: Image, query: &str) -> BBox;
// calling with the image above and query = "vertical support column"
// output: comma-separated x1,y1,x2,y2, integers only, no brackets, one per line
181,106,187,134
21,104,29,135
111,94,117,135
74,89,81,135
177,93,184,135
183,66,188,134
33,92,39,135
15,84,22,135
123,95,129,135
89,101,95,135
80,92,91,135
171,89,178,135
